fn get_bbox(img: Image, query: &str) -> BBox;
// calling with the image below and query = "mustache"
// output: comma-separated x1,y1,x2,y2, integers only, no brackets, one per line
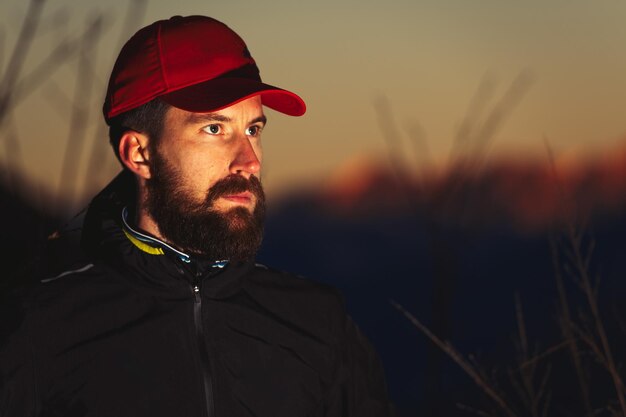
205,174,264,204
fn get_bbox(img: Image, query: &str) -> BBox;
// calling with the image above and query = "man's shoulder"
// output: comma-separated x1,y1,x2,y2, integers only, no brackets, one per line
3,208,89,289
244,262,347,323
2,218,121,318
3,259,109,310
249,262,341,298
0,258,92,335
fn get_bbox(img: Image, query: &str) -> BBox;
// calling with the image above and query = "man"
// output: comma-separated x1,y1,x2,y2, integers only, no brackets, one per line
0,16,394,416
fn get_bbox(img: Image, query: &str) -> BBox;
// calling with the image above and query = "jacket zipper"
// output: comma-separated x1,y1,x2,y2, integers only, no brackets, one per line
192,275,215,417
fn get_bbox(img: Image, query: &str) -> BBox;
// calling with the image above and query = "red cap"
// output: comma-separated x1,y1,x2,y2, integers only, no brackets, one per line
103,16,306,123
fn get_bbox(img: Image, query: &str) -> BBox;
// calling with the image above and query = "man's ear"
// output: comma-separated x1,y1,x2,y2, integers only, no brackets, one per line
119,131,152,179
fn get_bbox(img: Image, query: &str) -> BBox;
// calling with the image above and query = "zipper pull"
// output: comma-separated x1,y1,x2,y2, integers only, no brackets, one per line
193,284,201,303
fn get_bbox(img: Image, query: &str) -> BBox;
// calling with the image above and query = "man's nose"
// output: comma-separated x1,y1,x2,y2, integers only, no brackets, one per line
229,136,261,178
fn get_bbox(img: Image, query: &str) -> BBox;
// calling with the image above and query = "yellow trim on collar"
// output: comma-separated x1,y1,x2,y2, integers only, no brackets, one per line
123,229,165,256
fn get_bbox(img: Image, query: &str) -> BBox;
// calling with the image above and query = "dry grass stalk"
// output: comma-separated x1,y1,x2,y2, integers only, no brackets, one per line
390,299,518,417
545,140,626,416
57,14,103,205
382,76,533,416
517,341,568,371
456,402,499,417
448,71,534,182
1,0,148,211
0,0,46,131
512,294,543,417
567,222,626,415
504,294,555,417
83,0,148,197
548,231,592,416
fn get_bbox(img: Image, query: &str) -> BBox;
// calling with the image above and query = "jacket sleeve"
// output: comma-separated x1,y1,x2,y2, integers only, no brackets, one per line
325,304,396,417
0,294,39,417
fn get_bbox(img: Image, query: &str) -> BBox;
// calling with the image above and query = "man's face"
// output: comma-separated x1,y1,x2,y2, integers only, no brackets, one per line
144,96,267,260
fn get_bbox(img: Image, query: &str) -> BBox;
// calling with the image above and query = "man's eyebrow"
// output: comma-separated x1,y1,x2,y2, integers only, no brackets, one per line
186,113,231,124
250,115,267,126
185,114,267,125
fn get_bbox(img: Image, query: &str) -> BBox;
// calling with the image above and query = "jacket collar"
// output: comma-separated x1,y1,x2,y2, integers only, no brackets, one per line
80,170,250,299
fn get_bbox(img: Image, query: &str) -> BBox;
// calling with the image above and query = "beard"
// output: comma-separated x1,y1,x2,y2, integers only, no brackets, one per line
144,150,265,262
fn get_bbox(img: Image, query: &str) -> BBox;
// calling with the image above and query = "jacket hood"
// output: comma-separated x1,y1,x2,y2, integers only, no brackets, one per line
81,170,135,257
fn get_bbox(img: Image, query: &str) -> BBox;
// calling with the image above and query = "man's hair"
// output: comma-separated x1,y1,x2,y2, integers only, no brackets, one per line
107,98,171,164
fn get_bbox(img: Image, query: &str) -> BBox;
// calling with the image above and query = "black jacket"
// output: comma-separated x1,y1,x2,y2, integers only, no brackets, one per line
0,172,395,417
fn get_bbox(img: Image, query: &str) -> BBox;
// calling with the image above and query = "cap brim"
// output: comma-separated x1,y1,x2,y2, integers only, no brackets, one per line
161,77,306,116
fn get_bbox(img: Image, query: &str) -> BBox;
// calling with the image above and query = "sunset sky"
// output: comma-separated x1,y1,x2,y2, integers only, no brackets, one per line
2,0,626,205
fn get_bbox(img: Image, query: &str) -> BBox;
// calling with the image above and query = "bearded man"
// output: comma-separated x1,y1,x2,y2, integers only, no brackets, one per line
0,15,394,417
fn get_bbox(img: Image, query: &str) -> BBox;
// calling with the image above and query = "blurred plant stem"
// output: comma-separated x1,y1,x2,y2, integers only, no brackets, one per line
57,14,103,207
391,299,518,417
0,0,148,211
378,73,533,416
0,0,45,133
545,139,626,416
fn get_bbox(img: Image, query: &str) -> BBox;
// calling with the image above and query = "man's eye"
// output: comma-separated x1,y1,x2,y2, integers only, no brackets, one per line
203,124,221,135
246,126,261,136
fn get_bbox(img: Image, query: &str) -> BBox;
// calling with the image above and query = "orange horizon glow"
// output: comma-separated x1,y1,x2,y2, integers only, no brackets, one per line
1,0,625,209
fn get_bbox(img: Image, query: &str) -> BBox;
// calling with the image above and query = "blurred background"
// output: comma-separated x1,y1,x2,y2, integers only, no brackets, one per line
2,0,626,415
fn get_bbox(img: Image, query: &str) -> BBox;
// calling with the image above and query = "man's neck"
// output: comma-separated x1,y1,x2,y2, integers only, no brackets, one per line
136,210,162,240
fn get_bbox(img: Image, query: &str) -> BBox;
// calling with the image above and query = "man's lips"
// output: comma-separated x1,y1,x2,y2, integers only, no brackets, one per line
220,191,255,204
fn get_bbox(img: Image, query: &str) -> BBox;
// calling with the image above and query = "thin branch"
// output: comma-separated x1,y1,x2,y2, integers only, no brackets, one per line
82,122,110,197
33,6,69,39
567,222,626,414
404,120,430,190
515,293,529,360
374,95,419,210
0,0,46,130
0,26,5,74
468,70,534,170
515,294,541,417
115,0,149,48
10,17,108,110
1,113,25,196
584,239,595,274
518,341,569,371
508,367,529,409
57,14,103,205
540,390,552,417
391,300,518,417
41,81,74,118
535,364,551,407
550,234,592,417
570,322,608,369
457,403,498,417
449,72,496,164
